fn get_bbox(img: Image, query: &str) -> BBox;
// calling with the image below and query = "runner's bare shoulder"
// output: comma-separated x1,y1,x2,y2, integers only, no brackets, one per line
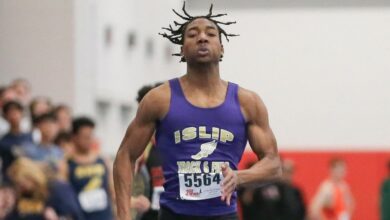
237,86,268,124
139,81,171,121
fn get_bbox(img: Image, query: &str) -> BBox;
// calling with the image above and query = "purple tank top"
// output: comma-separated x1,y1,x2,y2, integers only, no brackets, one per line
155,78,247,216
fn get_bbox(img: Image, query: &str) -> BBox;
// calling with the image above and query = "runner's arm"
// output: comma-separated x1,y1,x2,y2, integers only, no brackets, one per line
113,92,160,220
236,89,281,185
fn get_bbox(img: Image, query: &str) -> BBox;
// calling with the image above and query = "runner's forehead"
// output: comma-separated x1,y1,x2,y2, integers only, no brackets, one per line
185,18,218,33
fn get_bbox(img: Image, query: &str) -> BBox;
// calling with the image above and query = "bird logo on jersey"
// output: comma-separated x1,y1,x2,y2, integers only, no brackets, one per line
191,140,218,160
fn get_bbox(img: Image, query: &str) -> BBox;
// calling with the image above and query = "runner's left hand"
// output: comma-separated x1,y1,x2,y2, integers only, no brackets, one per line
221,164,238,206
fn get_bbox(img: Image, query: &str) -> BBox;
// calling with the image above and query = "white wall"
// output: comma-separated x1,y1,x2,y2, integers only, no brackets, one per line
0,0,75,106
186,5,390,150
82,0,185,155
1,0,389,154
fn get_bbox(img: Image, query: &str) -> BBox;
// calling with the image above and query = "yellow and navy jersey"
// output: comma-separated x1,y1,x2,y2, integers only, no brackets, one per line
67,157,113,220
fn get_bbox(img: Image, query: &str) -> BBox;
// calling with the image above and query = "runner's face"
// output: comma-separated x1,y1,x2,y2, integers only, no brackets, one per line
182,18,223,64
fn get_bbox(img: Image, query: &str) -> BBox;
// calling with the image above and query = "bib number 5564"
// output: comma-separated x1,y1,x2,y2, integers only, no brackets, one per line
183,173,221,187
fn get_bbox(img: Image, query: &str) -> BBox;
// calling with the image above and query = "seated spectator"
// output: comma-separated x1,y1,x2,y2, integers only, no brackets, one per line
5,158,85,220
0,101,33,183
29,97,52,122
29,97,52,144
9,79,31,106
0,185,16,219
54,104,72,133
21,112,63,172
0,86,9,137
0,87,18,137
0,87,17,107
55,131,74,158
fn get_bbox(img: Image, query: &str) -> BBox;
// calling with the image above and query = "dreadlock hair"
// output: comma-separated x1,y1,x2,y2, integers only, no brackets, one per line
136,85,154,104
159,2,238,62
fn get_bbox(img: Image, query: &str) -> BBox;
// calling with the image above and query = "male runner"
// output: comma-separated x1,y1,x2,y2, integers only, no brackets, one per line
114,3,281,220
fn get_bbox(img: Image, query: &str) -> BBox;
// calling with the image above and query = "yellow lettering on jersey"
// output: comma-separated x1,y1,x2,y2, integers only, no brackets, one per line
220,129,234,143
18,199,44,215
199,126,211,139
177,161,201,173
75,164,105,179
177,161,230,173
83,176,103,191
212,127,220,140
174,130,181,144
203,162,210,173
182,127,197,141
174,126,234,144
211,161,230,173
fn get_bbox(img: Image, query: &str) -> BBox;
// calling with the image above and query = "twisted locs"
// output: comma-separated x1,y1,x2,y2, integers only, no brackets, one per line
159,2,239,62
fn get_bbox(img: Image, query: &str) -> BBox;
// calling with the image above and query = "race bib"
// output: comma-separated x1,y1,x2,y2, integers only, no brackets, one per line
78,188,108,212
151,186,164,210
178,173,223,200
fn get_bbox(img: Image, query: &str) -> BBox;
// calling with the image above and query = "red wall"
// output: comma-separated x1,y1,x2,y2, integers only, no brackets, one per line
238,150,390,220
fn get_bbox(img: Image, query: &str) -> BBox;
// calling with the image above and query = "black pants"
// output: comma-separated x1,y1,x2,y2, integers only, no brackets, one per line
158,206,239,220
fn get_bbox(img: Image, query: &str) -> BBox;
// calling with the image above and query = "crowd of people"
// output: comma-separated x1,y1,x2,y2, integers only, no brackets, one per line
238,157,357,220
0,79,389,220
0,79,152,220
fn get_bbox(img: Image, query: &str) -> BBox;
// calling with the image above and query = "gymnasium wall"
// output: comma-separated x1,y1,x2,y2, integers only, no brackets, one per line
184,3,390,219
0,0,75,106
187,4,390,149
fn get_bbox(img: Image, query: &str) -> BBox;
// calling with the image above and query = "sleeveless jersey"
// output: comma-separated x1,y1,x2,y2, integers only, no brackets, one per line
322,181,350,220
155,78,248,216
68,157,113,220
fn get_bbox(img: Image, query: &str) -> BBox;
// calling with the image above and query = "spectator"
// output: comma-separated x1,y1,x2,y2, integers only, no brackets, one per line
0,87,8,107
9,79,32,106
0,101,33,183
0,87,18,137
21,112,63,172
5,158,84,220
0,86,8,137
29,97,52,121
29,97,52,144
0,185,16,219
55,131,74,158
54,104,72,133
310,158,355,220
58,117,114,220
381,160,390,220
9,79,33,132
238,159,306,220
280,159,306,220
0,88,17,107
